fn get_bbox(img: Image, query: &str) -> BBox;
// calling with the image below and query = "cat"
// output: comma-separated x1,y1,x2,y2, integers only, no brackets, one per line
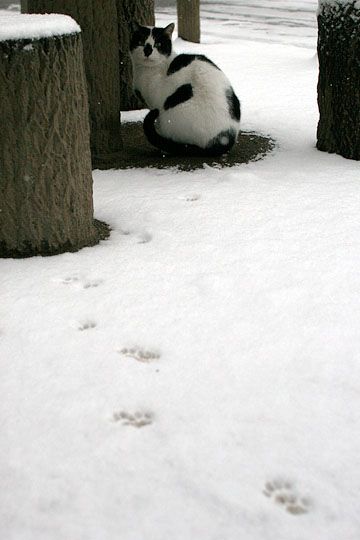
130,22,241,156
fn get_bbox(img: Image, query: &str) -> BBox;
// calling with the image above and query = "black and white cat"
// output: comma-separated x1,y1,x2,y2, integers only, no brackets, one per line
130,22,241,156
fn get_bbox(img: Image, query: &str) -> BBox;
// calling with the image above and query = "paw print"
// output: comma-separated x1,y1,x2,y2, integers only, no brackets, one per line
58,276,103,289
136,231,152,244
179,193,201,202
60,275,80,285
263,479,311,515
112,410,153,428
78,320,97,331
83,279,103,289
119,347,160,363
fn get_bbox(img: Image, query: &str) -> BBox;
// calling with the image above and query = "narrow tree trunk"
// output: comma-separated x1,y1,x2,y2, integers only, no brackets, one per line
22,0,123,169
178,0,200,43
0,23,108,258
116,0,155,111
317,0,360,160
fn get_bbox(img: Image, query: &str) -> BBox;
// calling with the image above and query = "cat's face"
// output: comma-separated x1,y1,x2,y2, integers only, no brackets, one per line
130,22,175,65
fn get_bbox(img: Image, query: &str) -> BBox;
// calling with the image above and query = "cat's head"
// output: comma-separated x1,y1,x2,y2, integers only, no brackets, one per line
130,22,175,65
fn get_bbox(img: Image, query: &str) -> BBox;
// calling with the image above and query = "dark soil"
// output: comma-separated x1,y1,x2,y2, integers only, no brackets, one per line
95,121,275,171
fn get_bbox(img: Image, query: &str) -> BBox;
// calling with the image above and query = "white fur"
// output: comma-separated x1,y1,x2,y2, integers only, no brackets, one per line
131,29,240,149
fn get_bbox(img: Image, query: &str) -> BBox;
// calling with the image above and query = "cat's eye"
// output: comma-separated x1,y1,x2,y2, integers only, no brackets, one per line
154,43,160,48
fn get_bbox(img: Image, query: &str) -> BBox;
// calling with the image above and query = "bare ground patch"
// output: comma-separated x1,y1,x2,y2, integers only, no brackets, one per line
94,121,275,172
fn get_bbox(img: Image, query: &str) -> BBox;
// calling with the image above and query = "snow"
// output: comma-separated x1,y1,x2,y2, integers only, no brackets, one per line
2,1,360,539
0,13,80,42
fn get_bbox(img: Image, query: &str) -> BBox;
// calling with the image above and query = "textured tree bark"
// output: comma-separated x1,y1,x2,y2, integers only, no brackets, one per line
22,0,123,169
0,32,109,258
116,0,155,111
317,0,360,160
177,0,200,43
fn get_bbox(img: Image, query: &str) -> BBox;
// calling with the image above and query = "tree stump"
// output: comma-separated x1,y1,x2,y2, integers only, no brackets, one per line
0,14,109,258
317,0,360,160
178,0,200,43
116,0,155,111
22,0,123,169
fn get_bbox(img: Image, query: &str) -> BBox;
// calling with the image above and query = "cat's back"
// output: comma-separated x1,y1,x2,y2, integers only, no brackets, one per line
167,53,220,76
167,53,230,89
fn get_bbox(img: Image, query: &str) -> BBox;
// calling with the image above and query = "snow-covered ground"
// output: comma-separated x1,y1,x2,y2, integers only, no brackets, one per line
2,2,360,539
202,0,318,48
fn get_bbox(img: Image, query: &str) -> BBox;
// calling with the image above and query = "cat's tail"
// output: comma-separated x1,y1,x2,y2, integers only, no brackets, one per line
143,109,237,157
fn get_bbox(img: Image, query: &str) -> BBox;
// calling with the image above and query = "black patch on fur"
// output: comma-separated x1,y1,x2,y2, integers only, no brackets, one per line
144,43,152,57
226,88,241,121
167,54,220,76
129,25,151,51
164,84,193,110
152,26,172,56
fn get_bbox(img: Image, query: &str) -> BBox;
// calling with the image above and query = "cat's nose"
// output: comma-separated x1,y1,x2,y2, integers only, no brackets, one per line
144,44,153,57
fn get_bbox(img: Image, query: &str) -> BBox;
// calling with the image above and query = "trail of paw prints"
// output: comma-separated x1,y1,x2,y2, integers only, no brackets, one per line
263,478,311,515
118,347,161,363
58,276,103,289
112,410,153,428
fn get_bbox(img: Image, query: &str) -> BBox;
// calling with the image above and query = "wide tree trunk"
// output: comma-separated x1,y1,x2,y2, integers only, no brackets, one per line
116,0,155,111
317,0,360,160
22,0,123,169
178,0,200,43
0,17,108,258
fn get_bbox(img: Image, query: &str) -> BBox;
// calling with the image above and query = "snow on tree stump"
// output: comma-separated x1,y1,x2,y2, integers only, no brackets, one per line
0,14,109,258
317,0,360,160
178,0,200,43
22,0,123,169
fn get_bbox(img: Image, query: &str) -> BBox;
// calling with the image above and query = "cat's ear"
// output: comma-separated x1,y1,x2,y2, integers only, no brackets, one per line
130,21,141,34
163,23,175,38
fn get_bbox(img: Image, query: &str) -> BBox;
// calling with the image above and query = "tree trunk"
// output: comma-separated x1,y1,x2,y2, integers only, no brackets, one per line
317,0,360,160
22,0,123,169
0,23,108,258
116,0,155,111
178,0,200,43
